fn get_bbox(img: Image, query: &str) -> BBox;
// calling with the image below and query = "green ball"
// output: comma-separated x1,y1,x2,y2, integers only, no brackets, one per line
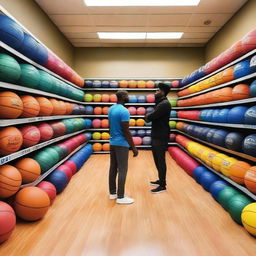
84,94,93,102
62,119,75,133
73,118,83,131
169,121,177,129
0,53,21,83
71,88,85,102
65,86,73,98
51,145,68,159
51,77,62,95
169,100,177,107
43,147,60,164
227,194,253,224
58,80,68,97
217,187,238,210
18,64,40,89
38,70,54,93
33,151,55,173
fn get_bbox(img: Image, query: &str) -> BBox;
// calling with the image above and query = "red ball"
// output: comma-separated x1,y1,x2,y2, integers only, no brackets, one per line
128,107,136,115
137,107,146,115
56,165,73,182
146,94,155,103
20,125,41,147
92,119,101,128
37,123,54,142
50,121,66,137
37,181,57,205
64,160,77,175
132,137,142,145
101,119,109,128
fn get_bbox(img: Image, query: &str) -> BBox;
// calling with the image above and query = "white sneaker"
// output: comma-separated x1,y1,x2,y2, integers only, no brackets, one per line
116,196,134,204
109,194,117,200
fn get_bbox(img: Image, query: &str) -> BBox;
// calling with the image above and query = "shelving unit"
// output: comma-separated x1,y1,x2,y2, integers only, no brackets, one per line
21,142,88,188
83,102,155,106
87,126,151,132
173,129,256,162
0,129,86,165
83,115,145,118
84,88,159,92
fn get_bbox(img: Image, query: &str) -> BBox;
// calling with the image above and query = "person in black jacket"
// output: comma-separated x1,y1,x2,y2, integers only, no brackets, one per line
145,83,172,193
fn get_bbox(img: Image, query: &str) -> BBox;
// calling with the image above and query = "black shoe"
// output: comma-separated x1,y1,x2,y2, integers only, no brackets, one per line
150,180,160,186
151,186,166,194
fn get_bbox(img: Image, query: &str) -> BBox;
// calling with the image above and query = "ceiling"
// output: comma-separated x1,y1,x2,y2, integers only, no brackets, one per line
35,0,248,48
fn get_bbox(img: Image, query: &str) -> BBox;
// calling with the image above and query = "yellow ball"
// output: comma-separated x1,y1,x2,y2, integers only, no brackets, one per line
205,151,218,167
201,150,210,163
93,94,102,102
212,153,227,172
189,84,198,93
242,203,256,236
84,94,93,102
92,132,101,140
220,157,238,177
101,132,110,140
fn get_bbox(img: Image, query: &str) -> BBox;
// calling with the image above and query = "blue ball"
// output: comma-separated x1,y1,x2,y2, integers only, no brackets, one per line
145,130,151,136
212,129,229,147
209,180,228,201
192,166,208,183
46,170,68,194
218,109,230,123
200,128,211,140
146,107,154,114
250,79,256,97
212,110,220,122
0,14,24,49
199,171,219,191
137,129,146,137
197,66,206,79
34,43,48,65
78,105,87,115
225,132,244,151
92,80,101,87
186,125,195,135
244,106,256,124
101,80,110,88
137,95,146,103
110,80,118,88
170,110,177,118
243,134,256,156
142,136,151,145
129,95,137,103
199,109,208,121
85,132,92,140
19,33,38,60
85,80,93,87
84,119,92,128
130,130,137,136
72,105,80,115
85,106,94,115
205,109,214,122
227,106,248,124
234,60,252,79
206,129,218,143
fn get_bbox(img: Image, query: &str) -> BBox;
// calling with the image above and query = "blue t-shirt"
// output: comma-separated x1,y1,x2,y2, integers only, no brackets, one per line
108,104,130,147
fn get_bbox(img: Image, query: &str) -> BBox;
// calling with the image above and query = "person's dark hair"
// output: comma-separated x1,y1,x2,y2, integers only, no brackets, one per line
116,90,128,101
158,83,170,96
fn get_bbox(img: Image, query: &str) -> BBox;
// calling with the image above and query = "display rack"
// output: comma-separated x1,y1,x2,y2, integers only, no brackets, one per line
84,88,159,92
21,142,88,188
0,129,86,165
83,102,155,106
83,115,145,118
87,126,151,132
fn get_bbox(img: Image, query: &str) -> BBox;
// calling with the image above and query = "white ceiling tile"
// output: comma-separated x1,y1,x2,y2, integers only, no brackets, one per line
86,6,150,15
64,32,98,39
50,15,94,26
99,39,146,43
59,26,96,33
147,14,191,26
183,26,220,33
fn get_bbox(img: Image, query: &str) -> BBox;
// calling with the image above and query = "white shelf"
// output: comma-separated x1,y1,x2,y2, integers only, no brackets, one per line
0,81,85,104
83,102,155,106
170,118,256,130
180,48,256,90
86,126,151,131
82,115,145,118
21,142,89,188
0,115,88,127
84,77,180,80
84,88,158,91
175,143,256,201
178,72,256,100
0,129,86,165
173,97,256,110
89,140,109,143
93,151,110,154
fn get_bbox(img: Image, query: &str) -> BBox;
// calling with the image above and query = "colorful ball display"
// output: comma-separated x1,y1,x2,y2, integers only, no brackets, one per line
242,203,256,236
244,166,256,193
36,97,53,116
38,123,54,142
20,125,41,147
45,170,68,194
20,95,40,117
37,181,57,205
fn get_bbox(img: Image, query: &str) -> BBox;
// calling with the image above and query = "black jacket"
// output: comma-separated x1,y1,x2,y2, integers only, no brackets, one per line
145,97,172,141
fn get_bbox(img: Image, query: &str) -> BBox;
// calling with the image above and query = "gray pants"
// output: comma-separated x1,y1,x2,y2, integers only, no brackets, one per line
109,145,129,198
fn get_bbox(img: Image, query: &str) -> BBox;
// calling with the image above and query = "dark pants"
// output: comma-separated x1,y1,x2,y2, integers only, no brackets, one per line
109,145,129,198
152,139,167,187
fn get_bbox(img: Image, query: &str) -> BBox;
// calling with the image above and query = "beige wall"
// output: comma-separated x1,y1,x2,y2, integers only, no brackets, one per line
74,47,205,79
0,0,74,66
206,0,256,62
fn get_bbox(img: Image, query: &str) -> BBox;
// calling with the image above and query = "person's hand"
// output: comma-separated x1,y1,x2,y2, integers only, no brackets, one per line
132,147,138,157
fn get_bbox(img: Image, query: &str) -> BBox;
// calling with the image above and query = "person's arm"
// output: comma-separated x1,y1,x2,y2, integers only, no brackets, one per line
121,122,138,157
145,101,171,123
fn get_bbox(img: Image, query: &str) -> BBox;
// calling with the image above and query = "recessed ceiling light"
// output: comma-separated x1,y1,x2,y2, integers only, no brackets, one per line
84,0,200,7
147,32,183,39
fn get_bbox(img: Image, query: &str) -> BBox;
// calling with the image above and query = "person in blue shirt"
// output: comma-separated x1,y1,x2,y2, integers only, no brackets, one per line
108,90,138,204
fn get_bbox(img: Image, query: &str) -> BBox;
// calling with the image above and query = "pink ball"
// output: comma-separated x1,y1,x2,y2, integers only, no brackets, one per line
92,119,101,128
132,137,142,146
146,94,155,103
56,165,73,182
137,107,146,115
171,80,180,88
128,107,137,115
37,181,57,205
64,160,77,175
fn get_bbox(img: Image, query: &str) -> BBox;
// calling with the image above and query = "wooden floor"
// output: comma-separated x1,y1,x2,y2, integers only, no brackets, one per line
1,151,256,256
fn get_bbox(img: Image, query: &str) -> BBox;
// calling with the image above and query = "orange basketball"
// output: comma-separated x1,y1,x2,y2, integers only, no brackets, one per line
58,101,67,115
146,80,155,88
137,80,146,88
232,84,250,100
217,87,233,102
14,187,50,221
20,95,40,117
110,94,117,103
36,97,53,116
0,165,22,198
0,91,23,118
15,158,41,183
128,80,137,88
102,107,109,115
102,143,110,151
20,125,41,147
49,99,62,115
0,127,23,155
65,102,74,115
244,166,256,193
101,94,110,102
129,119,136,126
93,143,102,151
101,119,109,128
221,67,234,83
119,80,128,88
229,161,251,184
136,119,145,126
94,107,103,115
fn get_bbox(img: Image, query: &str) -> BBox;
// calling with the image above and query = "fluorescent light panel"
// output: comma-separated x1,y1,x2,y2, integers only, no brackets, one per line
97,32,183,39
84,0,200,6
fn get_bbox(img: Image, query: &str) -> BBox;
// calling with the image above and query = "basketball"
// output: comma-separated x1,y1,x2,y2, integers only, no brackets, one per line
0,91,23,118
37,181,57,205
20,125,41,147
93,143,102,151
242,203,256,236
0,201,16,243
229,161,251,184
244,166,256,193
0,127,23,155
58,101,67,115
20,95,40,117
50,99,63,115
0,165,22,198
37,123,54,142
65,102,74,115
36,97,53,116
14,187,50,221
15,158,41,183
232,84,250,100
